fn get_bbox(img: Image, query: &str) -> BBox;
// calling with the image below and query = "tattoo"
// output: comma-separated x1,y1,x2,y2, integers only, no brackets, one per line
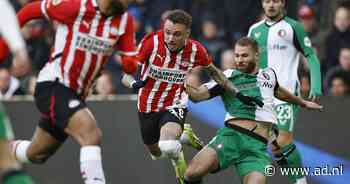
204,64,239,96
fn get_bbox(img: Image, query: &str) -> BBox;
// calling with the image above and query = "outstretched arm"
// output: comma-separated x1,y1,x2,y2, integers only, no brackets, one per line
203,64,264,107
184,83,211,103
275,85,323,111
203,63,239,95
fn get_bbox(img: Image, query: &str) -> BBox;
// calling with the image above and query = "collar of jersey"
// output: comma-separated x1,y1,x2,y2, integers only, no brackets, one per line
264,15,285,27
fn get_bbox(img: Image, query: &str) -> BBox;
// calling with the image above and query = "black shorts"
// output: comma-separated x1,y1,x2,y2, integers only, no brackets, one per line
138,108,187,145
34,81,86,142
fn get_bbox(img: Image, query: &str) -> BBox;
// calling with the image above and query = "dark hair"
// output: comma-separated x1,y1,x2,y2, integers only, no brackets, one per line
262,0,285,3
235,37,259,53
165,9,192,29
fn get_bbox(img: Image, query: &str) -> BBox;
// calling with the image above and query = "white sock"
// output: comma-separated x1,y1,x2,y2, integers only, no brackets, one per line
80,146,106,184
13,140,32,164
295,177,307,184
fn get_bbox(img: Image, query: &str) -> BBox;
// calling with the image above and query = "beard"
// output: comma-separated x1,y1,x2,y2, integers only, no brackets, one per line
237,61,256,74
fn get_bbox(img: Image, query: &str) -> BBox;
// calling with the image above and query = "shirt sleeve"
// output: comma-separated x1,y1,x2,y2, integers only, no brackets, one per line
115,13,137,56
194,42,212,67
0,0,25,52
136,32,155,64
41,0,80,24
292,21,322,95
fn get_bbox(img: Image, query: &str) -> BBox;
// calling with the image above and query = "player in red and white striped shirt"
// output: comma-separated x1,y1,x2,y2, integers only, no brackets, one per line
0,0,137,183
122,10,263,183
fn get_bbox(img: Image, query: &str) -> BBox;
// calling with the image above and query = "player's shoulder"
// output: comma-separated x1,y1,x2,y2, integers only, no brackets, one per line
249,19,265,30
43,0,81,21
260,68,278,80
283,16,304,30
140,31,159,43
188,39,208,53
44,0,80,8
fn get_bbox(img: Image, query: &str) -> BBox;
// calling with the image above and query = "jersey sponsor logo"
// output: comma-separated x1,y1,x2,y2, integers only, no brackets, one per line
76,33,114,55
262,72,270,80
260,81,273,88
236,83,257,90
68,99,80,108
269,44,287,50
304,36,312,47
148,64,186,84
278,29,287,38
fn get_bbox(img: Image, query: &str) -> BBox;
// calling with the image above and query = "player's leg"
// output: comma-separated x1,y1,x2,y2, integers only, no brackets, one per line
159,108,188,184
184,146,219,184
64,107,105,184
0,140,35,184
274,103,306,184
12,126,63,164
159,121,186,183
0,106,35,184
180,123,204,151
243,172,266,184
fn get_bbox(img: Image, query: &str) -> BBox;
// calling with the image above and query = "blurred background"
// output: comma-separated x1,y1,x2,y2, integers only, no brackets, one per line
1,0,350,184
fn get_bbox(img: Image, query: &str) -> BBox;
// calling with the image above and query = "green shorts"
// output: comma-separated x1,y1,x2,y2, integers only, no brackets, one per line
0,105,14,140
274,103,300,132
207,126,271,178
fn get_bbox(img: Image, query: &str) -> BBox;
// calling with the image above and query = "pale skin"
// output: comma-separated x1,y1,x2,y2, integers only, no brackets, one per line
122,19,242,157
261,0,321,155
17,0,129,164
184,44,322,184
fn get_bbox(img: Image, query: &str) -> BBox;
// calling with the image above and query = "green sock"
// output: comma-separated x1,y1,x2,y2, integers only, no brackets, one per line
278,143,305,183
2,170,35,184
171,151,187,184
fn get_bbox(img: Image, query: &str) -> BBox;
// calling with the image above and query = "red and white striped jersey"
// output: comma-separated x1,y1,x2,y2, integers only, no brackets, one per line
137,31,212,113
37,0,135,97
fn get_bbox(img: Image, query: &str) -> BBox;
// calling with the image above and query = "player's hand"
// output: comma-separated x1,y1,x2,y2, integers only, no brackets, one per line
236,92,264,107
308,89,321,102
11,48,31,77
302,100,323,111
122,74,147,91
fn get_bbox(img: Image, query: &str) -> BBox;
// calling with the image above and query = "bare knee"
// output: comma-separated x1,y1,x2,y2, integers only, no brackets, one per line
243,172,266,184
73,127,102,146
65,109,102,146
185,165,201,181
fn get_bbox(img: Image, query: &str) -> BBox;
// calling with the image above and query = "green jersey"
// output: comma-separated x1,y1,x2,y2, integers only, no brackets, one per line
205,68,278,124
248,16,321,105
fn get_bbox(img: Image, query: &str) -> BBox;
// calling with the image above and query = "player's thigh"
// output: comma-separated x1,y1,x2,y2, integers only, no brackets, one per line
27,127,62,158
64,108,101,145
186,146,219,178
275,103,299,133
243,171,266,184
138,112,161,145
159,122,182,140
159,108,187,140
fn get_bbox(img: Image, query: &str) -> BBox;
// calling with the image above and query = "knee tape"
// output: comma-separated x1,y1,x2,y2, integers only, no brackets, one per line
158,140,182,159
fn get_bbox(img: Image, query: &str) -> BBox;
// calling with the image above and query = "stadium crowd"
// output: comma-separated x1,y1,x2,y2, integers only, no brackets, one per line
0,0,349,99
